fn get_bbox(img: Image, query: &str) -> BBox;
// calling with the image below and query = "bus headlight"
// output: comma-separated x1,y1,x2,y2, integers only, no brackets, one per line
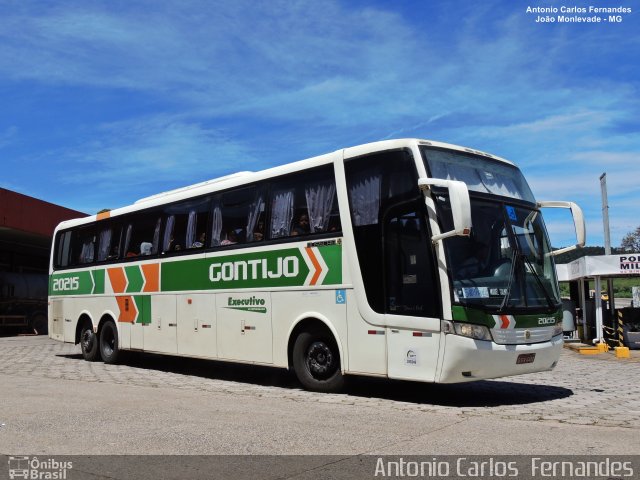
454,323,492,341
552,324,563,337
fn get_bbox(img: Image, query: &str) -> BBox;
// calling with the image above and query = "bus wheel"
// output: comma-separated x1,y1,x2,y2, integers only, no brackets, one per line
80,322,99,362
99,320,120,364
293,330,344,392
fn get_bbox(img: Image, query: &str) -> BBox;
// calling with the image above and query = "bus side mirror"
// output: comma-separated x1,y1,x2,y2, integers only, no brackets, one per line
418,178,472,243
537,201,586,256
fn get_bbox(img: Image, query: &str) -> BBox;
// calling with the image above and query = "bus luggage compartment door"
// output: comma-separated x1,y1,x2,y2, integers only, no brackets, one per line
216,292,272,364
144,295,178,354
177,294,217,358
50,299,64,341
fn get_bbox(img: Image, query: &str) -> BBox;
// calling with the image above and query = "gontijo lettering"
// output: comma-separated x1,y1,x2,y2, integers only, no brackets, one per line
209,256,299,282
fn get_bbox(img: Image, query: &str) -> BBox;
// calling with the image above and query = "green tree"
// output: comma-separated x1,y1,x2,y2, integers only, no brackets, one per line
621,226,640,252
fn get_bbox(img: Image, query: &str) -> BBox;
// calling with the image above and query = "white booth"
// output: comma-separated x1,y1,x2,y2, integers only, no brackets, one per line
556,253,640,345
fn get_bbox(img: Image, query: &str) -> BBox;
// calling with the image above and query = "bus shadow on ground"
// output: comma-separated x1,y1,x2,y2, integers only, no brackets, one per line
59,350,573,407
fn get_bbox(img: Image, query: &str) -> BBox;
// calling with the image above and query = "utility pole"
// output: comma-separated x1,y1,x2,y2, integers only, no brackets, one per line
600,173,611,255
600,173,615,341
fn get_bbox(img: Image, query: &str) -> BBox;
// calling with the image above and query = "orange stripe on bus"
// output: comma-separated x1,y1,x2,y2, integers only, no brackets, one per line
305,247,322,286
141,263,160,292
116,296,137,323
96,211,111,221
107,267,127,294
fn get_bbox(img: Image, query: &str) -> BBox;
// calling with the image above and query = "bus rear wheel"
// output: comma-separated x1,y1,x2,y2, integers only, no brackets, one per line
293,329,344,392
80,322,99,362
99,320,120,364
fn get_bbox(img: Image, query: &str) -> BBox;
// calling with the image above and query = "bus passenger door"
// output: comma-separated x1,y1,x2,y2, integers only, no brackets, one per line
216,292,272,364
383,204,442,382
177,294,217,358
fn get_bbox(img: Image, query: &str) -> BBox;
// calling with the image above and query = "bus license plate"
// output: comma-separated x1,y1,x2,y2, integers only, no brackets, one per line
516,353,536,364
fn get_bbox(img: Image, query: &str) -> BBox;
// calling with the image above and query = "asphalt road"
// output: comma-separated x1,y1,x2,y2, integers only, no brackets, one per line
0,336,638,457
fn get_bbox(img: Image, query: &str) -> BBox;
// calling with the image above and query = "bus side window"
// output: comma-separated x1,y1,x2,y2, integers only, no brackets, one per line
219,186,265,246
123,215,161,258
54,231,72,269
162,198,210,254
97,226,114,262
268,165,339,240
68,227,97,266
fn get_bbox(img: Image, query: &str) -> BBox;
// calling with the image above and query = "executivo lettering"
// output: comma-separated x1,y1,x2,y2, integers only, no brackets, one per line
225,296,267,313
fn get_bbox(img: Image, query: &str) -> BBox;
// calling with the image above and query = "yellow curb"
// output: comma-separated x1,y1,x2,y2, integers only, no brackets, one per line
578,347,603,355
615,346,630,359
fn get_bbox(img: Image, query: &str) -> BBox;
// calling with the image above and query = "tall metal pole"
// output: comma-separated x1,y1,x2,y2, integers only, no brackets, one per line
600,173,611,255
599,173,614,342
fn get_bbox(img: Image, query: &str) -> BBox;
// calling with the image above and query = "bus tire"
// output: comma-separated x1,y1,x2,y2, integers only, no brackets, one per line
80,322,100,362
99,320,120,364
292,329,344,392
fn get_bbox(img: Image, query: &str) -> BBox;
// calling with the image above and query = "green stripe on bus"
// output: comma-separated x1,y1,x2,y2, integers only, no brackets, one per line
452,305,562,328
318,244,342,285
49,271,93,296
161,248,313,291
133,295,151,324
92,269,105,294
125,266,144,293
224,306,268,314
51,244,343,295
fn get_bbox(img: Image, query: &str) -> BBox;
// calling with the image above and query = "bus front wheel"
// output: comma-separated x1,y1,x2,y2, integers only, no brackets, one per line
293,329,344,392
99,320,120,364
80,322,99,362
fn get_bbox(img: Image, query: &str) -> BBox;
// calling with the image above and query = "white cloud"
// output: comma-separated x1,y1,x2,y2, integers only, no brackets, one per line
0,0,637,230
56,116,259,206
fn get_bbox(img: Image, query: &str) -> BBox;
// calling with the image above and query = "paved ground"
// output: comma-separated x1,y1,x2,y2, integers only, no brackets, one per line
0,336,639,456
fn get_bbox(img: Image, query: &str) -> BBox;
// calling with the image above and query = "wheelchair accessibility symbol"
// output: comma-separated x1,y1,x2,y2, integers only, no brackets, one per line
335,289,346,304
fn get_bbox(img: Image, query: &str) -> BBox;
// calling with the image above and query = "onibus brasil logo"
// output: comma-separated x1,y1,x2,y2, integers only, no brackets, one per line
8,456,73,480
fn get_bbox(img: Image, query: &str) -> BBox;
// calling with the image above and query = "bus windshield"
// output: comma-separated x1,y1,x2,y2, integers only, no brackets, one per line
422,147,536,203
422,148,560,312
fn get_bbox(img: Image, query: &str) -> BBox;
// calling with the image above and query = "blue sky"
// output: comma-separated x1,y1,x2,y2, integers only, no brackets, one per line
0,0,638,248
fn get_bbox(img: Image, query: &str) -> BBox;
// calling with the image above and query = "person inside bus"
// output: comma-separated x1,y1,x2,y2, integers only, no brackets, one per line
291,214,310,236
327,216,341,233
191,232,206,248
457,242,490,278
166,235,182,252
221,229,238,245
140,242,153,256
252,221,265,242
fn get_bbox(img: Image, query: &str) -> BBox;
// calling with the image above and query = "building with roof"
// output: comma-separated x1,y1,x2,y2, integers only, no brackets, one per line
0,188,86,333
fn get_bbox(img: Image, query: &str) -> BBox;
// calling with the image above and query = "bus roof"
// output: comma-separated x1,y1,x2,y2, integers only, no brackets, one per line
54,138,514,231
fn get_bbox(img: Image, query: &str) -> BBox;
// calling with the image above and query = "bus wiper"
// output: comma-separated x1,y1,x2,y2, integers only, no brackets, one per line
497,253,518,313
521,254,556,311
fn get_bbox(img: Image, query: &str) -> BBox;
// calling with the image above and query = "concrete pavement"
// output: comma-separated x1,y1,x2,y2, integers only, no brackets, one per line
0,336,638,455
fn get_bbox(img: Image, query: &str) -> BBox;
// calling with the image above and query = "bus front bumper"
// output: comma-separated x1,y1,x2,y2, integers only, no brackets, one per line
438,334,563,383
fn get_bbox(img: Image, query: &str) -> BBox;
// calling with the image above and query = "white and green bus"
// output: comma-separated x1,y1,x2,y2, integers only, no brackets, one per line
49,139,585,392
